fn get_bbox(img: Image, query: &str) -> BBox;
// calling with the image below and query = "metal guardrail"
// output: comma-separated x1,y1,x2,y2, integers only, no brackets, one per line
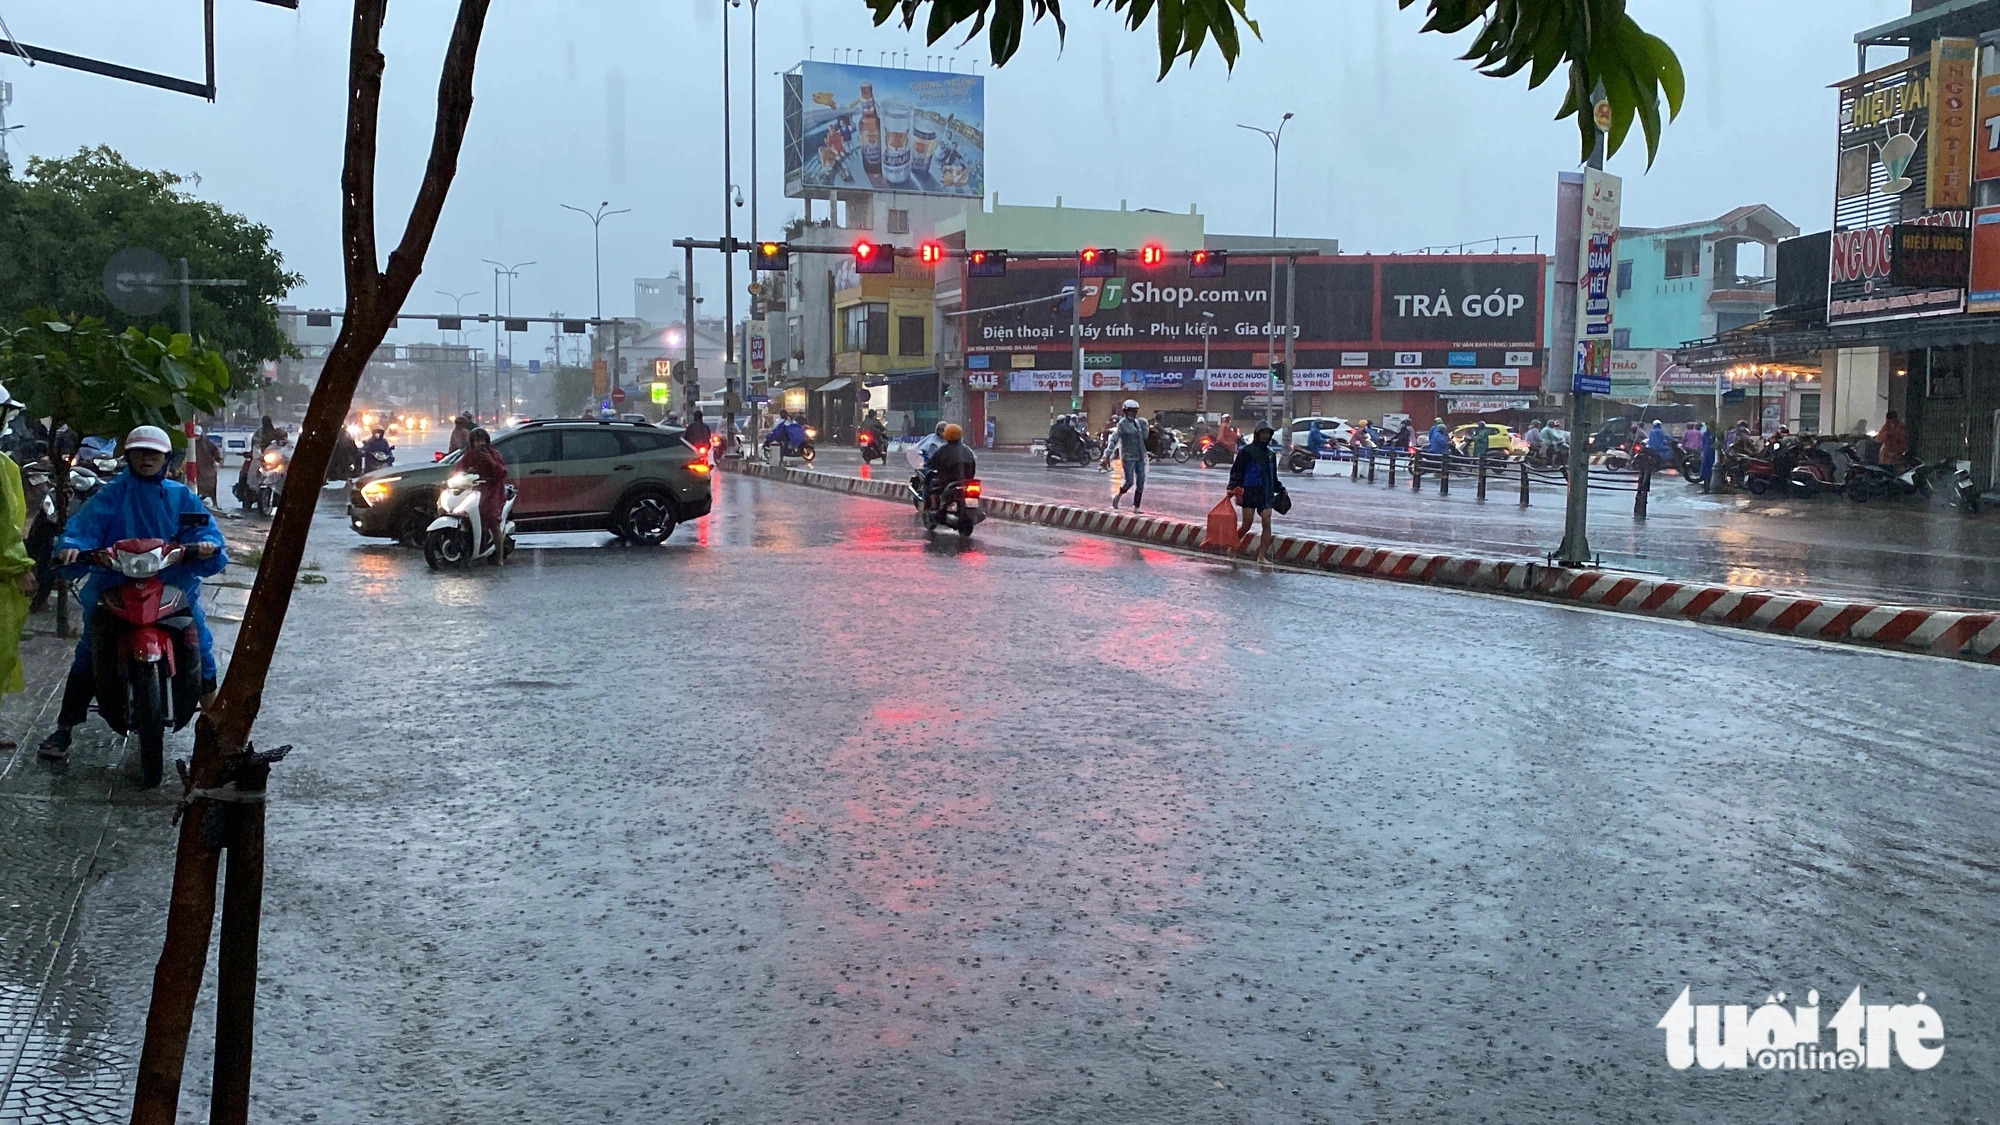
1294,448,1670,517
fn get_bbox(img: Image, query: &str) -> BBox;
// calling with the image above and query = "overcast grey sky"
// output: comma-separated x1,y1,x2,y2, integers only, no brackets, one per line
6,0,1906,350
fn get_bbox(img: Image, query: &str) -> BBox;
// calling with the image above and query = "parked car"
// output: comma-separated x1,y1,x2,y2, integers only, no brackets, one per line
347,418,712,547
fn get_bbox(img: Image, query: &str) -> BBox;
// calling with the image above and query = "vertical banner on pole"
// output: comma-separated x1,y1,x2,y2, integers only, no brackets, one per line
1572,168,1622,395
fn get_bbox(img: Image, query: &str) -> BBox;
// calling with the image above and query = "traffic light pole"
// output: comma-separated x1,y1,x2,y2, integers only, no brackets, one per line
1070,268,1084,416
683,242,698,410
1283,256,1297,429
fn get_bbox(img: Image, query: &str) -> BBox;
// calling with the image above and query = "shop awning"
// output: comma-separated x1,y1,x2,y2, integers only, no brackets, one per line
863,368,939,388
814,377,853,393
1678,311,2000,371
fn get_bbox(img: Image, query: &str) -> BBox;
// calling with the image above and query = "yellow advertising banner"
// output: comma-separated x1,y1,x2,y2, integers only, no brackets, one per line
1928,37,1978,209
592,357,609,396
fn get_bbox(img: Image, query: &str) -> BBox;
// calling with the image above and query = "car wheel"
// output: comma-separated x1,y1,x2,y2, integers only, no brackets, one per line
615,491,677,545
397,504,431,549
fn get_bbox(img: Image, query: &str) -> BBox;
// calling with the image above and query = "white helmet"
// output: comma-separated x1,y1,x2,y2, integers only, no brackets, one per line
1122,399,1140,410
124,425,174,454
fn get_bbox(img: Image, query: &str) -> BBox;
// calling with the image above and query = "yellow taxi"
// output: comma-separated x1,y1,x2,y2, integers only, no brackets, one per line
1449,423,1523,458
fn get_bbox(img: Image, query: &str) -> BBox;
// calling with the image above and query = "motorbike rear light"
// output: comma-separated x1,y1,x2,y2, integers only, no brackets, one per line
964,481,982,498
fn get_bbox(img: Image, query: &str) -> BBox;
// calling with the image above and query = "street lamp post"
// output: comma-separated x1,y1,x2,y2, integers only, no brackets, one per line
558,203,628,324
1238,112,1293,430
1200,310,1215,419
481,259,535,423
720,0,739,432
435,288,480,416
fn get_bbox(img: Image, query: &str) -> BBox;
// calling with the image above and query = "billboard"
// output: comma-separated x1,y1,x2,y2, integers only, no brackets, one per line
784,61,984,199
962,256,1543,355
1828,211,1969,324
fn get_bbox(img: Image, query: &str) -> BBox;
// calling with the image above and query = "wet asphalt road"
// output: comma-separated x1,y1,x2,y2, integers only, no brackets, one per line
6,473,1999,1122
819,447,2000,610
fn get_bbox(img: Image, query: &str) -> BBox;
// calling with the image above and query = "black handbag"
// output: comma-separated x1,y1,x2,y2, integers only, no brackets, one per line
1272,482,1292,515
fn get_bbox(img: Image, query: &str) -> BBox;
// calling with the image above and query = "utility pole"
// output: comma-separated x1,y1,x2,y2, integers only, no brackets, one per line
1556,88,1609,567
684,244,698,408
1283,256,1297,427
1069,273,1084,417
1239,113,1292,430
721,0,739,433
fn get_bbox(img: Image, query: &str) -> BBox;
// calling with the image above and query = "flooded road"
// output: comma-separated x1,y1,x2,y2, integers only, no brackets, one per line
0,473,1993,1121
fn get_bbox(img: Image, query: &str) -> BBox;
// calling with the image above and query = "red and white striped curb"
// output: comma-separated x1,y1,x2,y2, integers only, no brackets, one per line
722,459,2000,665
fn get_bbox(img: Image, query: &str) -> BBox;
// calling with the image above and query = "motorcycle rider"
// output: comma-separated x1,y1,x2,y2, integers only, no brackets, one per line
1645,420,1674,462
448,413,475,454
763,413,809,456
1111,399,1149,511
927,423,978,505
39,425,226,759
1426,418,1450,461
1217,414,1240,452
682,406,712,451
361,427,396,468
456,427,509,555
915,420,949,466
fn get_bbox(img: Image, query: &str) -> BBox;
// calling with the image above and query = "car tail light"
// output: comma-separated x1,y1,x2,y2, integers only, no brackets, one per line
689,462,712,475
964,480,982,498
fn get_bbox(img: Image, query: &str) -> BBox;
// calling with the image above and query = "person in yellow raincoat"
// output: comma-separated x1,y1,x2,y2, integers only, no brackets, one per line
0,383,39,711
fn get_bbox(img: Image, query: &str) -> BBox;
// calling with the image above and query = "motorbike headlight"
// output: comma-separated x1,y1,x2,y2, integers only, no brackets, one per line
360,477,398,505
445,473,475,490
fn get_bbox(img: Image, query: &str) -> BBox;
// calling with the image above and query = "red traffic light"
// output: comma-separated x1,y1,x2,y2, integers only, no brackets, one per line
967,249,1008,277
853,240,896,274
1140,244,1166,268
1079,247,1118,278
919,240,946,266
1189,248,1228,278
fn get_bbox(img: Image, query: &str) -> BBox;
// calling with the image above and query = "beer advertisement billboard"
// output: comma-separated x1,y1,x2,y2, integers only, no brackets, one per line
784,61,984,199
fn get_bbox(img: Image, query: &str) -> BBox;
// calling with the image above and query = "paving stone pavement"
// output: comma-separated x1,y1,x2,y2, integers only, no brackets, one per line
0,567,250,1123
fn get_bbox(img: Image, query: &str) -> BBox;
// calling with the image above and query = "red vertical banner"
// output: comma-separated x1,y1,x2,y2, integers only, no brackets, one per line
1976,72,2000,183
1968,206,2000,313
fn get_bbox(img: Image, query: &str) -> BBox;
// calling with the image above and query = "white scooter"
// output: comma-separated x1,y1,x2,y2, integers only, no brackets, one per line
422,472,517,570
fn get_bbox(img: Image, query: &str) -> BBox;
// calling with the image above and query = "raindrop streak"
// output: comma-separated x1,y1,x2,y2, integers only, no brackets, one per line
607,68,628,185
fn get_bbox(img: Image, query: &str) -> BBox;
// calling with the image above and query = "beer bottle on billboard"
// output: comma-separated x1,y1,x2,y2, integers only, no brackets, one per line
860,82,882,177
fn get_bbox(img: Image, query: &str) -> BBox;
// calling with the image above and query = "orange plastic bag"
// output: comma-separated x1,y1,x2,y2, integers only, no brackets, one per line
1201,496,1241,550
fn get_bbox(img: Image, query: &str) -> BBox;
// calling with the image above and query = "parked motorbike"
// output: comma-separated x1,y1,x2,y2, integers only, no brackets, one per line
857,429,888,464
75,538,205,787
424,472,518,570
1787,439,1853,497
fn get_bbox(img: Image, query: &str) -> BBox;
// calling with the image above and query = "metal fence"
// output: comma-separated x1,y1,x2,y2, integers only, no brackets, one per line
1300,448,1668,517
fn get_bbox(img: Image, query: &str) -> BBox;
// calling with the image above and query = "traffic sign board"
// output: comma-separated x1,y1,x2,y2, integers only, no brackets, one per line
610,386,628,406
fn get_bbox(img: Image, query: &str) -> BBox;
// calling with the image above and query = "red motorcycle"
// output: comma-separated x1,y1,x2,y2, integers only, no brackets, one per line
83,538,203,787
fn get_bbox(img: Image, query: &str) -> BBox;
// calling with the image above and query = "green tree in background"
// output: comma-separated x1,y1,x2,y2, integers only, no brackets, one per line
553,366,595,417
0,147,302,373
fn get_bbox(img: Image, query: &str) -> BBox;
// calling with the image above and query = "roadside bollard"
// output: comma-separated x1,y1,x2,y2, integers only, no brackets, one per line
1635,462,1653,519
1439,453,1451,496
1387,451,1398,488
1519,459,1530,506
1351,450,1360,481
1368,451,1377,484
1476,453,1488,501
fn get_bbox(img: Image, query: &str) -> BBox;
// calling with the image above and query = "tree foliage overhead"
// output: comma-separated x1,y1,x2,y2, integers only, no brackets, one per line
0,310,233,444
0,146,302,374
869,0,1682,164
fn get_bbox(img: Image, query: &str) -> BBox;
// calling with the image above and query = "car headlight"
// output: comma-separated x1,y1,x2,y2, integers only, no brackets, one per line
360,477,398,505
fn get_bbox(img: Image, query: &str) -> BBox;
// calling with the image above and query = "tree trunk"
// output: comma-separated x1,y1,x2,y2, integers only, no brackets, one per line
127,2,493,1121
